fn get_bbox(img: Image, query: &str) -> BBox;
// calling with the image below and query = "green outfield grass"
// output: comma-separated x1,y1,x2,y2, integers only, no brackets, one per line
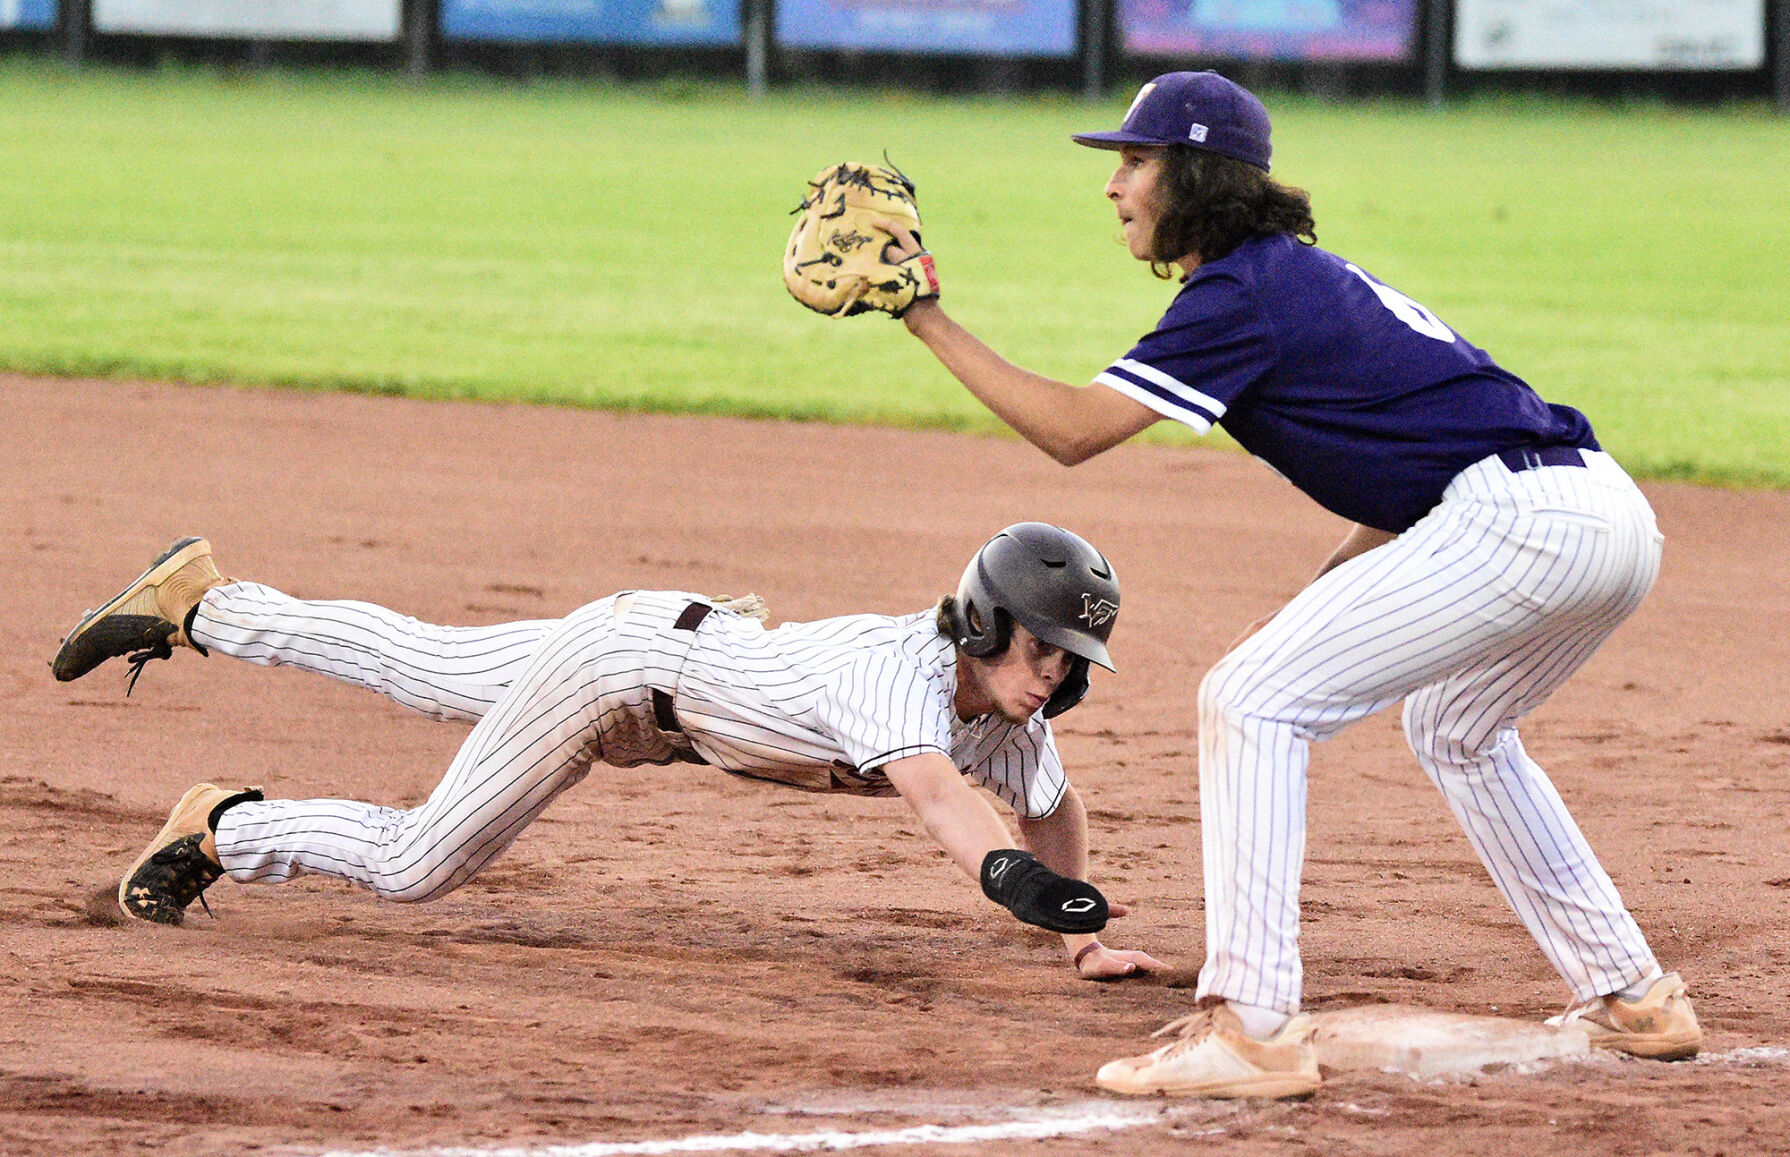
2,60,1786,485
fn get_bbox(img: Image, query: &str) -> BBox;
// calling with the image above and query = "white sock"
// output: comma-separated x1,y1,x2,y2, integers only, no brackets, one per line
1616,970,1664,1001
1228,1001,1290,1040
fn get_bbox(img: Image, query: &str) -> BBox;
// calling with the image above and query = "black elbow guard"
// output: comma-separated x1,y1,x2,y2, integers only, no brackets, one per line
979,849,1108,934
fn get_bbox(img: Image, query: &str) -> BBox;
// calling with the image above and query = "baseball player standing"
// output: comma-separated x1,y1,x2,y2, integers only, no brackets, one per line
54,524,1164,981
885,72,1701,1096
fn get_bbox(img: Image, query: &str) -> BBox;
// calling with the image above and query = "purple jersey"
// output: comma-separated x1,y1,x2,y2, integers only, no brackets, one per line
1094,234,1598,532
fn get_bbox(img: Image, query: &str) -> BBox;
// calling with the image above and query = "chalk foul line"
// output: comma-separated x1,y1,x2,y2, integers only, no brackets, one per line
312,1107,1173,1157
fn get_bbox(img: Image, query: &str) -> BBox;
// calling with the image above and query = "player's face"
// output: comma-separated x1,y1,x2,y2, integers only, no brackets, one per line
964,623,1074,724
1106,146,1169,262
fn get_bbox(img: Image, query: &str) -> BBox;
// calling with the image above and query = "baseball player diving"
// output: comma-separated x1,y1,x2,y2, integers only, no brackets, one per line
790,72,1702,1096
53,523,1165,982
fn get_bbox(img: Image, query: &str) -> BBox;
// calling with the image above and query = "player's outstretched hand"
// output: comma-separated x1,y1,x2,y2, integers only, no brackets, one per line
1073,941,1170,981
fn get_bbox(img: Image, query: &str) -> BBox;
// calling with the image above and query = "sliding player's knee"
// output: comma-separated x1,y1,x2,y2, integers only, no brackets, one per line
370,859,464,903
356,821,472,903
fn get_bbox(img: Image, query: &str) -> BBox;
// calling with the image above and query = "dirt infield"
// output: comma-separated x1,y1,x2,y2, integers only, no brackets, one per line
4,375,1789,1156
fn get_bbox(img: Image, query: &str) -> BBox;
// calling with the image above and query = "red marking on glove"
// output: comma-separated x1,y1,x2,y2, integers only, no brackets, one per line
917,253,939,294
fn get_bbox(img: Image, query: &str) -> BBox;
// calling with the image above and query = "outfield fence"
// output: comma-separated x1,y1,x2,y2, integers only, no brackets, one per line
2,0,1785,108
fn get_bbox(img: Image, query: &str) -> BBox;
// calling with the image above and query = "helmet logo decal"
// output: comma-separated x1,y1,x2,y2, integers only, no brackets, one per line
1123,82,1156,124
1079,594,1119,628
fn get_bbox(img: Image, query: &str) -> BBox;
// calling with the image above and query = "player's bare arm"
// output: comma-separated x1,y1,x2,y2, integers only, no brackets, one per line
777,167,1157,465
1313,522,1398,581
885,225,1160,466
880,754,1163,980
902,299,1159,466
881,751,1019,879
1017,786,1169,980
880,751,1112,948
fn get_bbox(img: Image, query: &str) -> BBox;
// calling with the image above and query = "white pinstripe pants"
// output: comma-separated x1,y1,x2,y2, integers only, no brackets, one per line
1196,451,1665,1012
195,586,699,902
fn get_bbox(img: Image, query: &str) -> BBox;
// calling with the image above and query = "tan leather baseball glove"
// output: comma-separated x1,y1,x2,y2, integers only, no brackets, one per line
783,161,940,318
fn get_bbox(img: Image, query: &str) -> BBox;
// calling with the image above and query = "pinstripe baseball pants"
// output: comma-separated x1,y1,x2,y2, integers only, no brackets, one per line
194,587,703,902
1196,450,1665,1012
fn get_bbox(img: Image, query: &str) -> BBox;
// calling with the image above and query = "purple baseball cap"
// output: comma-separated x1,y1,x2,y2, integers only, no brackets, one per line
1072,71,1273,172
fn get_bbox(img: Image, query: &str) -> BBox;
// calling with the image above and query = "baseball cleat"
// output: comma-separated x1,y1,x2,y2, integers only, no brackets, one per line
1546,972,1703,1060
118,783,263,925
52,536,226,692
1095,1004,1320,1099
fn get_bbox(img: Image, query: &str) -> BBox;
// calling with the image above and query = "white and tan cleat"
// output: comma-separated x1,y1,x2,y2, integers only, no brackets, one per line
118,782,263,925
1546,972,1703,1060
51,536,227,691
1096,1003,1321,1099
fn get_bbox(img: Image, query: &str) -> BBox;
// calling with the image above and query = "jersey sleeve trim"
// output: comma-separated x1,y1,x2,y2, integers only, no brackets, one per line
1095,359,1225,433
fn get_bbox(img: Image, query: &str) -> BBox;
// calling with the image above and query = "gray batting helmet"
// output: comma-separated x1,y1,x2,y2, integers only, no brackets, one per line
946,523,1119,718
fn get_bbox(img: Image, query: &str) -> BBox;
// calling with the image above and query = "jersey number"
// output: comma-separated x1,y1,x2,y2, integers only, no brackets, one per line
1345,263,1455,344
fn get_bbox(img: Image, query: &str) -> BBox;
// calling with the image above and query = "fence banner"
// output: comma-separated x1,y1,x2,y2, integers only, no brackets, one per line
441,0,741,44
0,0,58,29
92,0,401,39
1455,0,1766,70
775,0,1078,57
1119,0,1418,61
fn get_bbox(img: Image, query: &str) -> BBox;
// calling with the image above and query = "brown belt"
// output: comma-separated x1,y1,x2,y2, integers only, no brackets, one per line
651,602,713,759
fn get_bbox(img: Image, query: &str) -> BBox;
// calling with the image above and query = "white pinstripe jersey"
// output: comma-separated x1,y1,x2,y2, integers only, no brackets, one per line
674,606,1070,819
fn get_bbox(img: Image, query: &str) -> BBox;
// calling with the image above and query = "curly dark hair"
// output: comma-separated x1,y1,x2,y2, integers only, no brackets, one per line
1148,146,1317,277
935,595,959,641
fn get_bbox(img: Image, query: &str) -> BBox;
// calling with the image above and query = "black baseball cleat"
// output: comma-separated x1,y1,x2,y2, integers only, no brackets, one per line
118,783,264,925
51,536,226,692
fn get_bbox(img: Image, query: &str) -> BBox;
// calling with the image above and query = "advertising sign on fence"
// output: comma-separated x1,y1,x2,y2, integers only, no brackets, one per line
1455,0,1766,70
776,0,1077,57
0,0,58,29
92,0,401,39
1119,0,1418,61
441,0,741,45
